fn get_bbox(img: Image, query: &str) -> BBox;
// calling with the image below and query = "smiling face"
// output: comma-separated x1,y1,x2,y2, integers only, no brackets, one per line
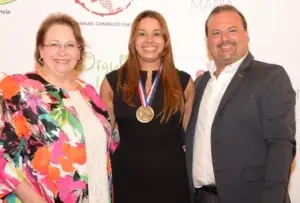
134,17,165,67
39,24,81,77
206,11,249,69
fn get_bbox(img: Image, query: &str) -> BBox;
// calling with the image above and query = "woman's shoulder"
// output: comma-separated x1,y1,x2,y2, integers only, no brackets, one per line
0,73,32,100
105,69,119,89
0,73,30,83
176,69,191,90
177,69,191,79
106,69,119,79
77,78,98,96
76,79,109,111
105,68,125,92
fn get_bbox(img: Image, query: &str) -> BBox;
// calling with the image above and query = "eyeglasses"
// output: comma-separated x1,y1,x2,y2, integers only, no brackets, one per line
43,41,81,52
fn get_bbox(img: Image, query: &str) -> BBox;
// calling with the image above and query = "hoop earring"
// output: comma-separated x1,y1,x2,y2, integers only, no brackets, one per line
39,57,44,64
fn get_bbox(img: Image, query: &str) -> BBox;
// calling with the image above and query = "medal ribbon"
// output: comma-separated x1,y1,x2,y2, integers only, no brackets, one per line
138,66,162,107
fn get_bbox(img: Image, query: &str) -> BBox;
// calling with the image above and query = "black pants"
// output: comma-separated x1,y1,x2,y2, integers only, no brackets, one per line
194,186,220,203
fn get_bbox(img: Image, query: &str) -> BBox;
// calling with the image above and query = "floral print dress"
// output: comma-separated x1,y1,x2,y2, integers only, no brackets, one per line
0,73,118,203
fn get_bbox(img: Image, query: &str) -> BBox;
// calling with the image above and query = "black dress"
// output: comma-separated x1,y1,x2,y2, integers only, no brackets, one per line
106,69,191,203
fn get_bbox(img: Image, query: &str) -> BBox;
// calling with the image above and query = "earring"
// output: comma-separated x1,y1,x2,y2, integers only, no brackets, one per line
39,57,44,64
77,59,82,64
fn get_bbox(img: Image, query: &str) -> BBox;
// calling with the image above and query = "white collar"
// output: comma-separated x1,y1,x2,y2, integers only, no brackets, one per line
207,53,248,79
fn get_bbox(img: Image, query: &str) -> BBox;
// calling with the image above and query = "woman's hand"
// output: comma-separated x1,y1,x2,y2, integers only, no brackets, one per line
14,180,47,203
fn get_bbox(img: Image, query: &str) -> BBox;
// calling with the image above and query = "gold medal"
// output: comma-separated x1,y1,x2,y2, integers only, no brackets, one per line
136,106,154,123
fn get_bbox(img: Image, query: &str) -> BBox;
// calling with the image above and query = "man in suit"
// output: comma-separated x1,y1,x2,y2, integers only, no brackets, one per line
185,4,296,203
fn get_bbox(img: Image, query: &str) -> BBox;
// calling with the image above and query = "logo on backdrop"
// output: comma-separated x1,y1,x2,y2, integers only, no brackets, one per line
0,0,15,5
191,0,233,10
0,0,17,15
75,0,134,16
82,52,128,89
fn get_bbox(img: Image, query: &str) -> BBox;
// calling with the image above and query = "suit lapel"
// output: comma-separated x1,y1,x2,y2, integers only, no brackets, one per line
195,72,210,105
188,72,211,130
214,53,254,118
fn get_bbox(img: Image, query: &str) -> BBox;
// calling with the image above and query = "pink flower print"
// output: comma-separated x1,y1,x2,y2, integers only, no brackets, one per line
51,132,68,164
0,156,22,190
56,176,86,202
21,78,45,91
12,74,28,84
23,92,43,114
21,79,48,114
82,84,106,110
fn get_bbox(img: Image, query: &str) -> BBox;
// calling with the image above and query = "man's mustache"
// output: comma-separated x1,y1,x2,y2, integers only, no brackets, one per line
217,41,236,48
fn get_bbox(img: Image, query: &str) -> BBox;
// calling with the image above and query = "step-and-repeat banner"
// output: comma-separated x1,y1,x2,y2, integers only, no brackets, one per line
0,0,299,201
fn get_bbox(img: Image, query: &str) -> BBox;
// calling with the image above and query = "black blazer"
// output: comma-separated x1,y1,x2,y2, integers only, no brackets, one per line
185,53,296,203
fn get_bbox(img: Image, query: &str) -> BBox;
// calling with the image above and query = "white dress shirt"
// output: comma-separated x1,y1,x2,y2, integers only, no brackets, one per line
193,55,247,188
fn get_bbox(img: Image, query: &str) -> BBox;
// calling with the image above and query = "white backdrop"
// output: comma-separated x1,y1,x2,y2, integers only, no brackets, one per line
0,0,299,202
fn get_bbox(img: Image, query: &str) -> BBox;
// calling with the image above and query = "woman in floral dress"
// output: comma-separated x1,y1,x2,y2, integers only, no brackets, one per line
0,13,117,203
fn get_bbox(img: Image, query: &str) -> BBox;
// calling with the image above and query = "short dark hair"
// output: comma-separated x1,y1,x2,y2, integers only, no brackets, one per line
205,5,248,37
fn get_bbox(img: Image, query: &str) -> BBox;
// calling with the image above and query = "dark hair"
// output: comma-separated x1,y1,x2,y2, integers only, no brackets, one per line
34,13,86,71
117,10,184,123
205,5,248,36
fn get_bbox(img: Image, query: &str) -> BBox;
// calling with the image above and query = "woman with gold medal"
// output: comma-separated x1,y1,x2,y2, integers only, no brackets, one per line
100,10,195,203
